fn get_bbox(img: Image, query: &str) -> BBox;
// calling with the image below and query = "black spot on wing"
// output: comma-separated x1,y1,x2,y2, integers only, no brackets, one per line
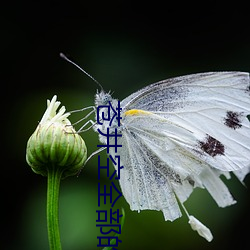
224,111,243,130
186,177,195,186
199,135,225,157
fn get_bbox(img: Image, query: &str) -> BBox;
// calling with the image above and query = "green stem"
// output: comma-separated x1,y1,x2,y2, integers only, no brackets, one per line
47,165,63,250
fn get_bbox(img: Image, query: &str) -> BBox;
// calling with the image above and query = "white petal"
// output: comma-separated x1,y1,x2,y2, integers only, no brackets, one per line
188,215,213,242
40,95,71,125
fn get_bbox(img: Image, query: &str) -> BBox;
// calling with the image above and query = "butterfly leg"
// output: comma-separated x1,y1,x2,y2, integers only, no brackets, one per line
77,119,96,133
77,147,106,176
68,106,97,132
70,106,96,125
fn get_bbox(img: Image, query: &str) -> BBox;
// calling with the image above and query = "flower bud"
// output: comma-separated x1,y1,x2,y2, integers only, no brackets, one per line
26,95,87,178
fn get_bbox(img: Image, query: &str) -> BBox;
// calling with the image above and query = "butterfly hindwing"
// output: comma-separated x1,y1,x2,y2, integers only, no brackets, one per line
113,111,237,220
111,120,183,221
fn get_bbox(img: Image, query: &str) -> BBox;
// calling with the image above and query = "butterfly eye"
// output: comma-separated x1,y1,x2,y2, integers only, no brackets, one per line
95,92,112,107
103,94,112,105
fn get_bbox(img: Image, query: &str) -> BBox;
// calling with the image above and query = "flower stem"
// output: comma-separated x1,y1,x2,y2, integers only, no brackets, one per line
47,165,63,250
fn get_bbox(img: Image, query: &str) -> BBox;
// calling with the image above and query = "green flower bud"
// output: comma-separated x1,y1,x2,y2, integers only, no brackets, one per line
26,95,87,178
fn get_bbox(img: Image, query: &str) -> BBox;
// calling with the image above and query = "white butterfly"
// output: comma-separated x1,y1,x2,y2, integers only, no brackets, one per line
91,72,250,241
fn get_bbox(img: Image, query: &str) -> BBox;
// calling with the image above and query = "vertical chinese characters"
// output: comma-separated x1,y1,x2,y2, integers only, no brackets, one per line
96,101,123,250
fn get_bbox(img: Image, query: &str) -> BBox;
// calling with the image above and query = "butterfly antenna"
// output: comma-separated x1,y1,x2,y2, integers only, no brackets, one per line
60,53,104,91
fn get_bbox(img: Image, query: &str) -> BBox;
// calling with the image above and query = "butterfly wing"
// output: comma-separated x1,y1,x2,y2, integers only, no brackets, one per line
111,111,237,221
121,72,250,173
110,72,250,221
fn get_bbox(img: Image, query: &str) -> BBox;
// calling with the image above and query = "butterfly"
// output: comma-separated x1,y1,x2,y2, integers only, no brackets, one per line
92,71,250,241
60,55,250,241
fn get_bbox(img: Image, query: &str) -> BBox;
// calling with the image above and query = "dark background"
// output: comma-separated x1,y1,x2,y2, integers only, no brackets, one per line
2,2,250,250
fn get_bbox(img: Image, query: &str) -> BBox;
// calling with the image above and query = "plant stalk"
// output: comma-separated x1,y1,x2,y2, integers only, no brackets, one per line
47,165,63,250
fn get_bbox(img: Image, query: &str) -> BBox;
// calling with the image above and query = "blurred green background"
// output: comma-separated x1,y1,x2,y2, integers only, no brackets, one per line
2,2,250,250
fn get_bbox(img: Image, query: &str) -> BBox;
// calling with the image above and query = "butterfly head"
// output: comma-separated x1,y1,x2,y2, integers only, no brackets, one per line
95,90,113,107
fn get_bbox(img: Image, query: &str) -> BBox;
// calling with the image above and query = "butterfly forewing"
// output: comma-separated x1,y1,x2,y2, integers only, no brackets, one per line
121,72,250,173
121,72,249,112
